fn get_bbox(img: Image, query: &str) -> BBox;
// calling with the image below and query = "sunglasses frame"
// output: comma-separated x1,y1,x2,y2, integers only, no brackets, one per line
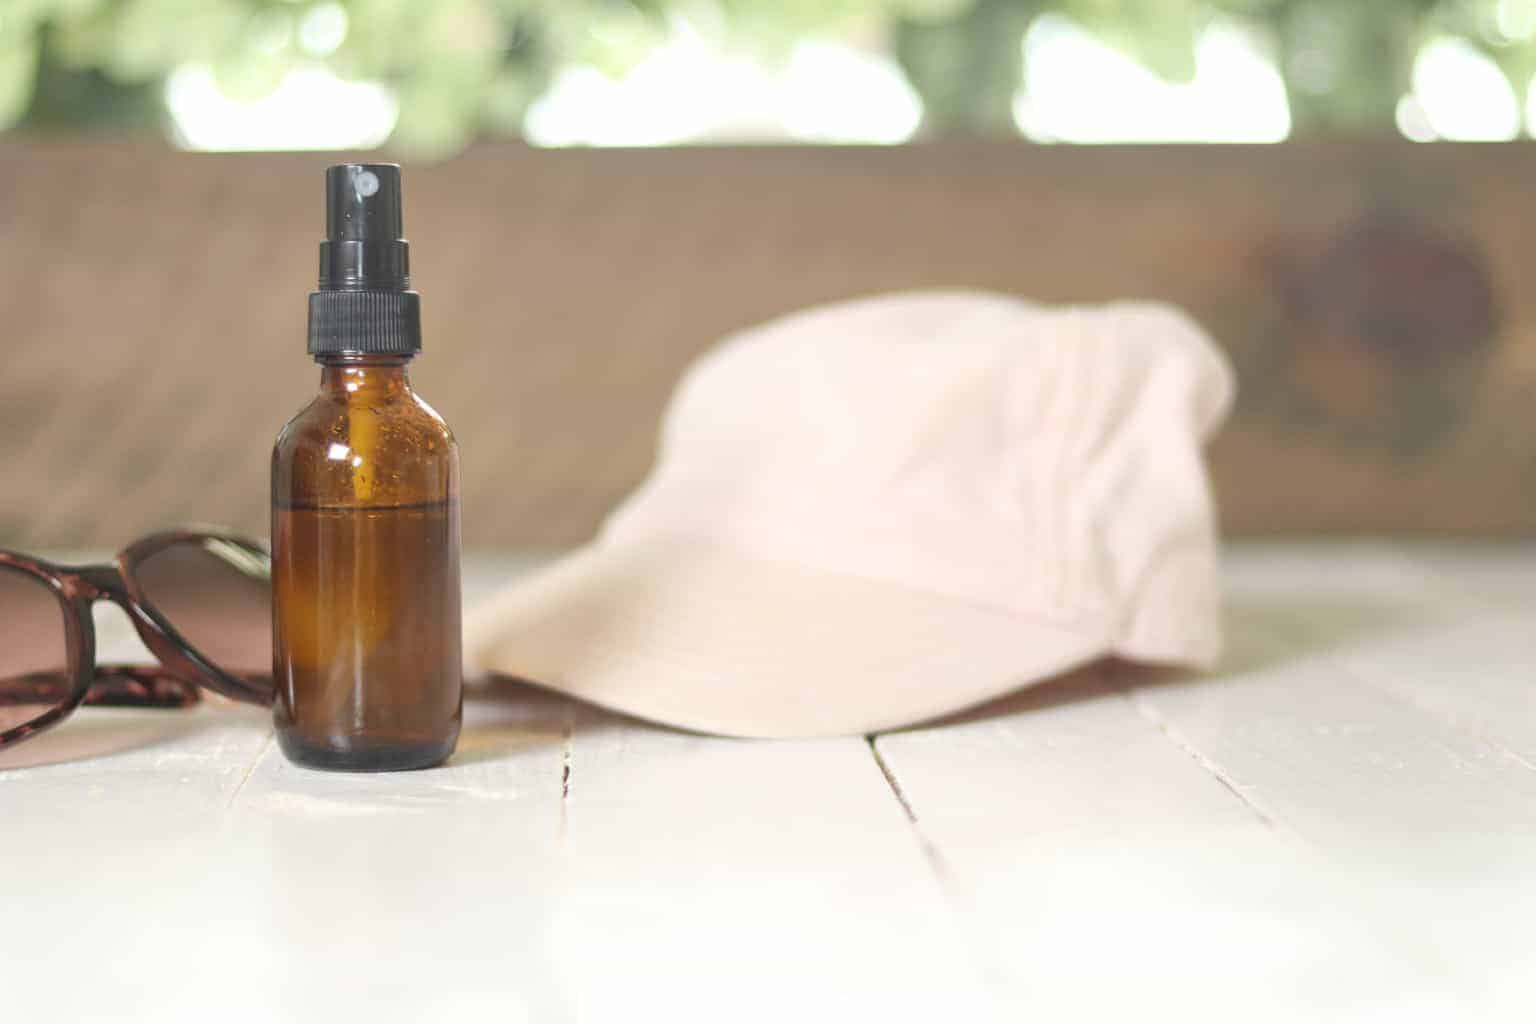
0,529,272,750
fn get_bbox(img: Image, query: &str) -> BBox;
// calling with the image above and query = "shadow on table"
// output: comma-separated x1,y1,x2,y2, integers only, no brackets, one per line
0,710,230,771
1,677,584,772
462,672,706,759
452,676,580,766
892,589,1443,734
1216,589,1444,674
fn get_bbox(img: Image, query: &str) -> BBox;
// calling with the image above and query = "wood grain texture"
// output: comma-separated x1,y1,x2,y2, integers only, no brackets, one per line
2,140,1534,546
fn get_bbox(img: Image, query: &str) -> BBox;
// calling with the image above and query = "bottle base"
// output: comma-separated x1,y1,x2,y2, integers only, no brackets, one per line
276,730,457,773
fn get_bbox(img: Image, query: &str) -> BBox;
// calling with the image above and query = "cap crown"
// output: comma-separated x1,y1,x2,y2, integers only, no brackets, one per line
605,292,1234,663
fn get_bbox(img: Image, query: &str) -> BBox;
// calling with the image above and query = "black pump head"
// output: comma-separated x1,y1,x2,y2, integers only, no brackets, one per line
320,164,410,291
308,163,422,356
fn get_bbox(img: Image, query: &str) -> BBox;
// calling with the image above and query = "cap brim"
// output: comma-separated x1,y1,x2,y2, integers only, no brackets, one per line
466,543,1109,738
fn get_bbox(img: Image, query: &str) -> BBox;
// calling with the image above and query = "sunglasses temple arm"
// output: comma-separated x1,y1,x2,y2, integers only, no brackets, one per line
85,667,202,708
0,669,198,710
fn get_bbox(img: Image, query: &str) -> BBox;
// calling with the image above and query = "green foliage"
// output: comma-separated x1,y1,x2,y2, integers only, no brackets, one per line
1056,0,1209,82
895,0,1039,133
5,0,1536,148
0,21,41,130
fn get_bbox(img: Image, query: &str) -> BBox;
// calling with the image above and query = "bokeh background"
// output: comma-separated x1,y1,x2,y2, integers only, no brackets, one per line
5,0,1536,546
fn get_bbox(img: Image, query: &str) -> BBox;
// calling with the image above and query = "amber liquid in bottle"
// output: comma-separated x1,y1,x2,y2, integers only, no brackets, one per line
272,355,461,770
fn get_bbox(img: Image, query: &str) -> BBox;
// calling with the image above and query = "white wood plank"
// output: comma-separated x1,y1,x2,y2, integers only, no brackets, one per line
1,683,572,1024
0,602,277,1023
204,682,570,1022
1397,540,1536,603
0,601,273,817
877,664,1280,847
551,707,1005,1024
2,559,576,1023
1115,544,1536,1019
869,546,1536,1019
1320,543,1536,771
10,546,1536,1021
873,662,1474,1020
1201,544,1536,840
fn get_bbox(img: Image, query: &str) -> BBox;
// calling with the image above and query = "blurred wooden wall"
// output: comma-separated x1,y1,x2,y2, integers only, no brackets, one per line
2,139,1533,547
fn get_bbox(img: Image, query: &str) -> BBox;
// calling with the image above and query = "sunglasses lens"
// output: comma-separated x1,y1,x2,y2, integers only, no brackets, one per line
133,539,272,682
0,566,72,736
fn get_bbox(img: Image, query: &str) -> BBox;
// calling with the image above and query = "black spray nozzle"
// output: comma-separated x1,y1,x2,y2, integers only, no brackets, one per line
318,163,410,291
308,163,422,357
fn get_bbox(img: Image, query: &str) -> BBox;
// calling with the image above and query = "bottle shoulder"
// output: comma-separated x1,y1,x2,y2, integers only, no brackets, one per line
272,388,458,506
409,391,457,444
276,390,455,450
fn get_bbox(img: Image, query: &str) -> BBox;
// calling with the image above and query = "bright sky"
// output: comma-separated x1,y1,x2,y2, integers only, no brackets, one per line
1014,16,1291,143
163,14,1531,151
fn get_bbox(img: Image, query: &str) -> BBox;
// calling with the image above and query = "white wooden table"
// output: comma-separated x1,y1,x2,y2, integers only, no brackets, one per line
4,543,1536,1023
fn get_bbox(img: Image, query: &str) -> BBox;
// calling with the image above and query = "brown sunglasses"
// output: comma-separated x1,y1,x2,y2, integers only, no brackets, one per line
0,530,273,750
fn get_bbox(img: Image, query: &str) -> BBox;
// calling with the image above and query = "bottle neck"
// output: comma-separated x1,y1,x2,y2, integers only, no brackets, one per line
318,354,413,396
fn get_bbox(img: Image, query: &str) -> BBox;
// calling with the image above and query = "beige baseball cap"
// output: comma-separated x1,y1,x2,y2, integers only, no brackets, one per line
468,291,1235,738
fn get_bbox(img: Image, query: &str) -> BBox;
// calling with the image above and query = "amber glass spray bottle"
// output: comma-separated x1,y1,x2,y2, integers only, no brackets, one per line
272,163,461,771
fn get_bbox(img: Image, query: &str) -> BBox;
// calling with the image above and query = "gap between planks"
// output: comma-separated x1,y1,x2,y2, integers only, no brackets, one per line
866,660,1291,850
866,734,954,880
224,730,274,810
558,710,574,842
1119,679,1288,833
865,732,1012,1001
